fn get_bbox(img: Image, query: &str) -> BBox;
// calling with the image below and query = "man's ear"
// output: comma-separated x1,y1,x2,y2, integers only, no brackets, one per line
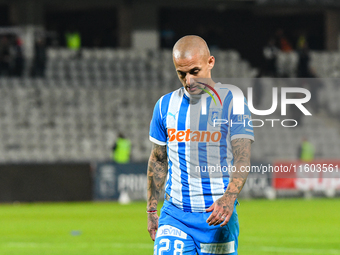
208,56,215,70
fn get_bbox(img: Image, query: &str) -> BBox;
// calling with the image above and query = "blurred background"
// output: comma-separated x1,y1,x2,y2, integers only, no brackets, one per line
0,1,340,254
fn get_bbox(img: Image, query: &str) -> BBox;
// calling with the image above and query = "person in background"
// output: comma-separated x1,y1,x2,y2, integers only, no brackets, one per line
297,41,323,113
31,37,47,77
111,133,131,164
297,41,312,78
0,36,11,76
263,38,278,77
65,27,81,58
275,29,293,52
297,137,315,162
252,70,263,108
296,31,307,51
12,36,25,77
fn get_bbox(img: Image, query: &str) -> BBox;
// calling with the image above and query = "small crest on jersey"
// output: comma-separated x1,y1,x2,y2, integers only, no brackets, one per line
208,108,223,126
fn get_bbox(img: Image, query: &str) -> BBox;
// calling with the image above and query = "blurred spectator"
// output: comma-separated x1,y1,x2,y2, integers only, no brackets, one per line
31,37,47,77
296,32,307,51
297,137,315,162
275,29,293,52
297,41,312,78
65,28,81,57
252,70,263,108
263,38,278,77
111,133,131,164
11,36,25,77
297,41,323,113
0,36,11,76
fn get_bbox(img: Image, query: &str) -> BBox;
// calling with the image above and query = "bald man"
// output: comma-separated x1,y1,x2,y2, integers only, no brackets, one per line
147,35,253,255
172,35,215,95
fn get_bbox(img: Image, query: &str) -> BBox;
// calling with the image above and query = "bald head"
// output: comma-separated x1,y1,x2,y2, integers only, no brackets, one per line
172,35,215,95
173,35,210,61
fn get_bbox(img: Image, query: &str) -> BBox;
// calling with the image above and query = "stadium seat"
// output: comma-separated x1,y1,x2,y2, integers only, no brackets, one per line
0,49,338,163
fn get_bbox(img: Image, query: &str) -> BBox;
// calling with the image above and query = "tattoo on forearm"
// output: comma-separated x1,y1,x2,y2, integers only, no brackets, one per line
148,212,158,225
147,143,168,211
225,138,252,197
232,138,251,167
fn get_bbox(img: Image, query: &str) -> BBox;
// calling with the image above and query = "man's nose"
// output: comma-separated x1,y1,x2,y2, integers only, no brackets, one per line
185,74,194,85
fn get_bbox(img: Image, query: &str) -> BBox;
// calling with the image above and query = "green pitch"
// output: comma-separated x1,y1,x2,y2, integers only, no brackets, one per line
0,199,339,255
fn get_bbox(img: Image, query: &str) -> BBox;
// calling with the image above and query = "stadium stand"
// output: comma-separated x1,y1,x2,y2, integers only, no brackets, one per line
0,49,339,163
277,51,340,79
277,51,340,118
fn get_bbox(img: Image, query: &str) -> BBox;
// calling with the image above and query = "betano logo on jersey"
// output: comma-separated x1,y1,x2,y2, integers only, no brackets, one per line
168,128,221,143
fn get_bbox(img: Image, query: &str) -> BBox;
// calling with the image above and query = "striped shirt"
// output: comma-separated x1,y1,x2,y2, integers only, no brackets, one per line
149,84,254,212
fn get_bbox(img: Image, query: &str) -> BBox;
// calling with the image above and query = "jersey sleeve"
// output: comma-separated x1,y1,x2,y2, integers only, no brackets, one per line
149,98,167,146
229,97,255,142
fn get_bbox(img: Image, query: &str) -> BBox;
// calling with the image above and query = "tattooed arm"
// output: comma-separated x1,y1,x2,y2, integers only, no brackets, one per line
147,143,168,241
206,138,252,227
225,138,252,203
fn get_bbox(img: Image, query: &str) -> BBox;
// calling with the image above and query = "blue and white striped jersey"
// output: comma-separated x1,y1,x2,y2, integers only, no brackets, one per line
149,84,254,212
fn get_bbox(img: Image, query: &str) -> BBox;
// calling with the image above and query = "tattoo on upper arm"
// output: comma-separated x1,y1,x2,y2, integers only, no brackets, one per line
151,143,167,164
147,143,168,210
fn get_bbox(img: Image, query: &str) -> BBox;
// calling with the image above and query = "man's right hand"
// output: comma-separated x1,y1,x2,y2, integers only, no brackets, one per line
147,213,159,241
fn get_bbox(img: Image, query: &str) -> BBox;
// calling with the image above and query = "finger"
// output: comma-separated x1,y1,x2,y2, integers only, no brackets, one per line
206,208,218,223
205,204,214,212
212,212,225,226
208,211,222,226
220,214,232,227
213,218,223,226
150,229,156,241
213,213,226,226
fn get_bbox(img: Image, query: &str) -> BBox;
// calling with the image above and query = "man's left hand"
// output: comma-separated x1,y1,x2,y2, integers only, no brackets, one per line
206,194,236,227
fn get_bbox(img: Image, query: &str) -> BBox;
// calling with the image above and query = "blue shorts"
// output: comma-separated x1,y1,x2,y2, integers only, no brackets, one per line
154,200,239,255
